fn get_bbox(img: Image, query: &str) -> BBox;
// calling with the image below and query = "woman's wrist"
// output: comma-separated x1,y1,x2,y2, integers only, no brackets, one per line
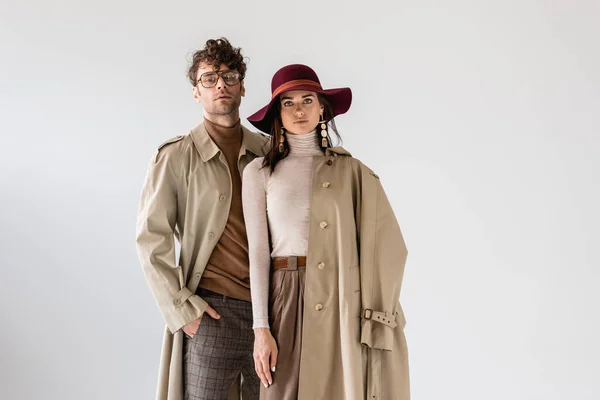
254,327,271,336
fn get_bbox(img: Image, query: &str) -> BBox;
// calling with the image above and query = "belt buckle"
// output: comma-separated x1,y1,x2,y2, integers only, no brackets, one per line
363,309,373,320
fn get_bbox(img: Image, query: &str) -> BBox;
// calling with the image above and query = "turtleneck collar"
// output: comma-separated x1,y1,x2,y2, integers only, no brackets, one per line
204,117,242,145
287,130,324,156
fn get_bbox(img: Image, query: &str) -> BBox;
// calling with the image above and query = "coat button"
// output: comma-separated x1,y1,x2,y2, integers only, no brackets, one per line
322,182,330,188
326,160,333,166
173,298,182,306
315,304,323,311
219,195,226,202
319,221,328,229
208,232,215,239
318,262,325,269
194,273,201,279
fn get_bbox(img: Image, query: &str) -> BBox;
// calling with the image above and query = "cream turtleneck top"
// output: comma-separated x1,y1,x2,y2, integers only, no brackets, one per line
242,131,324,329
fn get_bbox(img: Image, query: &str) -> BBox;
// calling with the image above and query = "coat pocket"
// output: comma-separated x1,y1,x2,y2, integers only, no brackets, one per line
348,265,362,317
269,270,287,337
270,270,287,304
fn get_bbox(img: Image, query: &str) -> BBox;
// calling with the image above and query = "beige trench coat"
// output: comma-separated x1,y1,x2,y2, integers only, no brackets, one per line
136,123,269,400
137,123,409,399
295,147,410,400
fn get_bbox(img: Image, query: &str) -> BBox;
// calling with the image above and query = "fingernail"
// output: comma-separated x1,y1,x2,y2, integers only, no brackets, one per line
271,366,276,372
263,382,268,388
268,381,272,385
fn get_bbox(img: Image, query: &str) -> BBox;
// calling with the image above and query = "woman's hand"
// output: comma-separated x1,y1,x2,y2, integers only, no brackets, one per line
253,328,278,388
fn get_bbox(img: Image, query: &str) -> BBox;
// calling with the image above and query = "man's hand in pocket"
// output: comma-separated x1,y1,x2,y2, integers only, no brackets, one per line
182,305,222,338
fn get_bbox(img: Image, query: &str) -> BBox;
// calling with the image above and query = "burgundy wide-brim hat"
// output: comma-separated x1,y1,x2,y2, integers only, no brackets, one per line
247,64,352,134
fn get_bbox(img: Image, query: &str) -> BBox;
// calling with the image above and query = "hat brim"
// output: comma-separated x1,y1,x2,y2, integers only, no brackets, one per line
247,86,352,134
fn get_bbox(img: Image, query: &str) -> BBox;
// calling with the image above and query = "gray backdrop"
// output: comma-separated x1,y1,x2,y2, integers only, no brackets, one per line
1,0,599,399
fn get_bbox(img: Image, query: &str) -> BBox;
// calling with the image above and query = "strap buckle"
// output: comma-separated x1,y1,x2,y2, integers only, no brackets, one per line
363,309,373,320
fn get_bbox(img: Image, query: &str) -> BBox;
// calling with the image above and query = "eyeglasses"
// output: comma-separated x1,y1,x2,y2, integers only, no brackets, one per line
196,69,242,88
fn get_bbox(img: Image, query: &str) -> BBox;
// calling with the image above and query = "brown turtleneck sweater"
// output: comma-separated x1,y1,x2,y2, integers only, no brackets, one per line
197,118,251,301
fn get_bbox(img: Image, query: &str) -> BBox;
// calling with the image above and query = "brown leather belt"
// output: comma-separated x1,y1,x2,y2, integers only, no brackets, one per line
272,256,307,270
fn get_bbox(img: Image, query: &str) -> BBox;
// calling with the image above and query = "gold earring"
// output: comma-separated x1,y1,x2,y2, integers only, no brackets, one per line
279,128,286,152
319,113,328,147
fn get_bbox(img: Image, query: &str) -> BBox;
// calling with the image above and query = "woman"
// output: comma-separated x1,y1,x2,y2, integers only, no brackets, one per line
242,64,409,400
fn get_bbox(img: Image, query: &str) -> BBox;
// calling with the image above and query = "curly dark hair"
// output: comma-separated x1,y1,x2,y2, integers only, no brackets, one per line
186,37,247,86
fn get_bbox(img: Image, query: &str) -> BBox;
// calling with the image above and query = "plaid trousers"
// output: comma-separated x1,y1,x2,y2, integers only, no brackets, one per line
183,288,260,400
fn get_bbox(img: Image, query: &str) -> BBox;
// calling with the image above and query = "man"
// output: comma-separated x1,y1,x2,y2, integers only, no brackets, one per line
136,37,269,400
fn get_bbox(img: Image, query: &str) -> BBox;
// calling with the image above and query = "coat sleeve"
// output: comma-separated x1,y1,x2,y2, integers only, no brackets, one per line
360,169,408,351
135,138,208,334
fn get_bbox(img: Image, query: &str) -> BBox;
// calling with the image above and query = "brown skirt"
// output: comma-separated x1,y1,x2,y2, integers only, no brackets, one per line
260,258,305,400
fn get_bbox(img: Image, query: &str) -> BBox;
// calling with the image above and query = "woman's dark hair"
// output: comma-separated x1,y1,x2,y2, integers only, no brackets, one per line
262,94,341,173
187,38,247,85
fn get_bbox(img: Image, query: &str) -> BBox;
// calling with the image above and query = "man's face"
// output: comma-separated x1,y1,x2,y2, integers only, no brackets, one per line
192,63,245,116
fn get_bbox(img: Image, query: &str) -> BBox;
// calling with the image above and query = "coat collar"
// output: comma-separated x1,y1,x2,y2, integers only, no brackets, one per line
190,122,268,162
326,146,352,157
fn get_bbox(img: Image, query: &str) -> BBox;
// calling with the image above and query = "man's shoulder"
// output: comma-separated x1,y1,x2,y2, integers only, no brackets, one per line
157,134,186,150
153,133,192,162
243,127,270,140
241,124,271,156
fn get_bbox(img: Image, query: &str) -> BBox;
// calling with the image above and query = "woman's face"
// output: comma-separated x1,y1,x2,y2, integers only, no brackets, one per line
279,90,323,135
